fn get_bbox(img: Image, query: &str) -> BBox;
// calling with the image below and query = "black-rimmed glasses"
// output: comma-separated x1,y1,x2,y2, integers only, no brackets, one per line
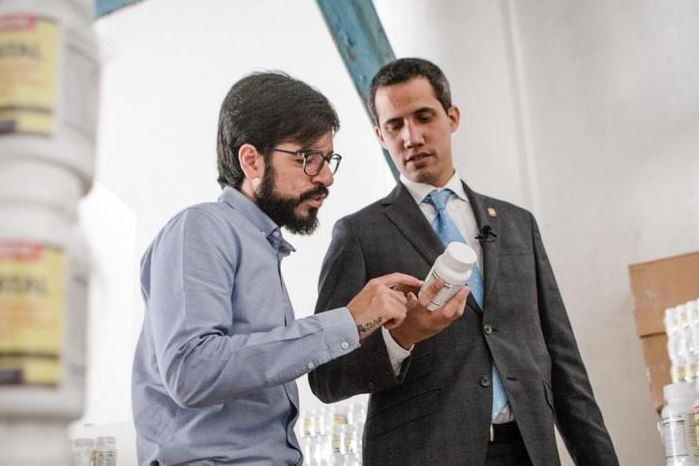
272,148,342,176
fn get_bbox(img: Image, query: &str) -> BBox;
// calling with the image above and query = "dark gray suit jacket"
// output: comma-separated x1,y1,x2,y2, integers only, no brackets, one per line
308,182,618,466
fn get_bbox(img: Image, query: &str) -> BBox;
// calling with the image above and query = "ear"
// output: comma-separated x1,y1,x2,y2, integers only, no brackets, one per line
374,126,388,149
447,105,460,133
238,143,265,180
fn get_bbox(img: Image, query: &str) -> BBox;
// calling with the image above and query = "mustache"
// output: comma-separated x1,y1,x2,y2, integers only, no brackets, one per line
297,184,329,204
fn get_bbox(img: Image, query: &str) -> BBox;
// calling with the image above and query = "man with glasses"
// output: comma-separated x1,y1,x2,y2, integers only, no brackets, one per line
131,72,441,466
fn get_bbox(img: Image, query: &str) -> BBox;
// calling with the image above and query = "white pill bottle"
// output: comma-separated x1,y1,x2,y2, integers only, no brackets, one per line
661,382,699,466
421,242,476,311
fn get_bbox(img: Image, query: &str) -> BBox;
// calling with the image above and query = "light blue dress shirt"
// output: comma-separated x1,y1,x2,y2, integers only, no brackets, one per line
132,187,360,465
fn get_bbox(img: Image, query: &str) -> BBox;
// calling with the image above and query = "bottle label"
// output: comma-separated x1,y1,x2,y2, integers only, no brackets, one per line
422,268,461,311
662,412,697,461
333,412,348,426
331,430,343,454
94,451,117,466
0,241,65,386
0,15,59,136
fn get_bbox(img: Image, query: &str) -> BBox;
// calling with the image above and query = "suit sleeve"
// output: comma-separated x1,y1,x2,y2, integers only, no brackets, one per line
308,217,402,403
532,214,619,465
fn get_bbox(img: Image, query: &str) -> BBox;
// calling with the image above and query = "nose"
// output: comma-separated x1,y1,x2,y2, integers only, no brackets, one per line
401,120,424,149
311,160,334,187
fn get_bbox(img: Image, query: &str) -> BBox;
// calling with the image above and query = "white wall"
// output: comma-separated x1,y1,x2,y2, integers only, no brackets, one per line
77,0,699,464
374,0,530,206
509,1,699,464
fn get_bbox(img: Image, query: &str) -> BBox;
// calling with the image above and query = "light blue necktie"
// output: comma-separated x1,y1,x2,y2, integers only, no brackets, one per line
424,189,508,420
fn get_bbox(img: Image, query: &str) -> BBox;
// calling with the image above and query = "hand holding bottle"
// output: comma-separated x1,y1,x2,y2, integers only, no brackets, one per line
346,272,423,341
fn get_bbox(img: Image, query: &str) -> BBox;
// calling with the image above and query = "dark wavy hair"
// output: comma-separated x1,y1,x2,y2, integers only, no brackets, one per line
217,72,340,189
368,58,452,124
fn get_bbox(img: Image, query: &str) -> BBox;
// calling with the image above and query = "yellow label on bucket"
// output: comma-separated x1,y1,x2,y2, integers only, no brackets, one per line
0,14,59,136
0,241,65,386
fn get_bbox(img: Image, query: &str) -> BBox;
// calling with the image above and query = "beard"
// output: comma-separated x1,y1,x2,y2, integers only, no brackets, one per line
254,165,329,235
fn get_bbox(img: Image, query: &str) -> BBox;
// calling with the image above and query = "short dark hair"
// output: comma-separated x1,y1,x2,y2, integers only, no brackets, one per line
368,58,452,125
217,72,340,189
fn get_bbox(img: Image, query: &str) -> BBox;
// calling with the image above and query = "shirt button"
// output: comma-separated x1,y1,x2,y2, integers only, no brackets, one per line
340,341,349,350
479,375,491,387
483,324,493,335
307,362,315,370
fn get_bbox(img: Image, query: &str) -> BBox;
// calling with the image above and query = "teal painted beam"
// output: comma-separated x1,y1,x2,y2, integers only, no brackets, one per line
316,0,399,180
96,0,143,17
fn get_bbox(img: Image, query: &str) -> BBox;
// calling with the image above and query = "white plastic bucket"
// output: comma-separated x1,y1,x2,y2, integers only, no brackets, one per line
0,422,72,466
0,203,89,465
0,160,83,221
0,0,99,193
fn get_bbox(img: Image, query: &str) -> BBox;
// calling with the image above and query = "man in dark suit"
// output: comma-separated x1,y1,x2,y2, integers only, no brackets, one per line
308,58,618,466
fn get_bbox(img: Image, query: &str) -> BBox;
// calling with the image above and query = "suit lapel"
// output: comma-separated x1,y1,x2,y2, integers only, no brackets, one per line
382,184,443,266
463,182,501,307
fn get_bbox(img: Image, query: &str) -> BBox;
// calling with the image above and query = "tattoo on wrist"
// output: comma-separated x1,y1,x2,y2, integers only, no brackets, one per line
357,317,383,340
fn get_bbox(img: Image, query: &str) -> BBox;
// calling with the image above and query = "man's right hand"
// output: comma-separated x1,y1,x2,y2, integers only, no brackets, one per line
346,273,423,341
389,278,469,349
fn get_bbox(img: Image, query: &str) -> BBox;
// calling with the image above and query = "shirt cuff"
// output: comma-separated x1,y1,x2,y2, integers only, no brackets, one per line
315,307,361,359
381,327,413,376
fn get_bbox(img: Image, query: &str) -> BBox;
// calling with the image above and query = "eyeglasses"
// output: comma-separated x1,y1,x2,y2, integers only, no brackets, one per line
272,148,342,176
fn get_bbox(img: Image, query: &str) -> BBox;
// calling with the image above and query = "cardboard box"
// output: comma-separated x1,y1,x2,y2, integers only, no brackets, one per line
628,251,699,413
629,251,699,336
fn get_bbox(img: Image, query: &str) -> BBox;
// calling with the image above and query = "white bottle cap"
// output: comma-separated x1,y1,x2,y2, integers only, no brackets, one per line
96,436,116,447
664,381,695,401
442,242,477,273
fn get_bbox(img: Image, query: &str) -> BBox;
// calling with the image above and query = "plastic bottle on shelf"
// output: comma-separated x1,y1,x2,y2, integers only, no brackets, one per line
661,382,699,465
71,438,94,466
93,436,117,466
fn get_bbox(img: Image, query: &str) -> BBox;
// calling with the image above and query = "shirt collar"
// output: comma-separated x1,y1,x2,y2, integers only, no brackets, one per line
219,186,296,255
399,170,468,205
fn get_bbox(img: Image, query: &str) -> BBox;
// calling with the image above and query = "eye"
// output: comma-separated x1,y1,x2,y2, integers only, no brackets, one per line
300,151,332,176
416,111,434,123
385,120,403,133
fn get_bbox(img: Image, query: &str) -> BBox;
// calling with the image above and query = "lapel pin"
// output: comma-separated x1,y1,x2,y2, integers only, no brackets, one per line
487,207,496,217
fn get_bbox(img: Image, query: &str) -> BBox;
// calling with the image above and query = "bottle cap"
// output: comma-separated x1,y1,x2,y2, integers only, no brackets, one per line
442,242,477,273
73,438,94,447
664,381,695,401
96,436,116,447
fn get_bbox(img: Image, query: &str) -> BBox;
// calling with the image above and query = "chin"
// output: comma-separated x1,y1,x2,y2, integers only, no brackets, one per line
410,169,437,185
293,207,319,225
295,207,312,220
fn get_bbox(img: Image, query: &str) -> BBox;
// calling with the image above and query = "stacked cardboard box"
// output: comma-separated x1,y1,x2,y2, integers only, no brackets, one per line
628,251,699,412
